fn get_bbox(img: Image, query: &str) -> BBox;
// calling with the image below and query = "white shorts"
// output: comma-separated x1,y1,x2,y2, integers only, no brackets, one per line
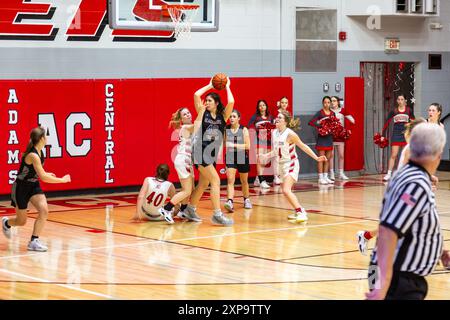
174,154,194,180
279,159,300,182
142,206,164,221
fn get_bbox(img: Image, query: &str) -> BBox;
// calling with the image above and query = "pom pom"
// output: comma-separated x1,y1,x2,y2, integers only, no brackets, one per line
373,133,389,148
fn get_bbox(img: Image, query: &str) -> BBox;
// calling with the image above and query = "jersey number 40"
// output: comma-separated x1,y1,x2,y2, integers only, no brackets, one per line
147,192,164,207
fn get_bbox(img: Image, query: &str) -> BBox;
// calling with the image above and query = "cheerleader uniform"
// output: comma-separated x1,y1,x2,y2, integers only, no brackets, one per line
248,114,274,150
193,110,226,167
174,126,194,180
332,107,353,144
11,147,44,210
272,128,300,182
308,109,336,151
225,125,250,173
382,107,415,146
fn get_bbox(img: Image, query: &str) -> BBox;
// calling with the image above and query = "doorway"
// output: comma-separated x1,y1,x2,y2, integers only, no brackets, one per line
361,62,418,174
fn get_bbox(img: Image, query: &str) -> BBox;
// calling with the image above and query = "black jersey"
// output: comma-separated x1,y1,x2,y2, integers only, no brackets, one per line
193,110,226,166
16,147,44,183
200,110,226,146
225,125,249,163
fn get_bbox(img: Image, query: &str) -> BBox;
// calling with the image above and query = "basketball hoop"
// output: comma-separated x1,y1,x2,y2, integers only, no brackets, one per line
162,4,199,39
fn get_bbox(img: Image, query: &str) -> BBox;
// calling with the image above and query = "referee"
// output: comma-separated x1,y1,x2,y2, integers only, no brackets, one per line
367,123,450,300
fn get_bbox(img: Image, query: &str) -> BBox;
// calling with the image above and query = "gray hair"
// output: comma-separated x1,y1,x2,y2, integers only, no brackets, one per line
409,123,446,160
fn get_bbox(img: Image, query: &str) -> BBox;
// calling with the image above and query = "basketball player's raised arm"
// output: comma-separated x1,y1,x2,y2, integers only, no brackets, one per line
193,102,206,133
194,78,214,113
289,133,326,162
29,153,71,184
134,178,148,221
223,78,235,122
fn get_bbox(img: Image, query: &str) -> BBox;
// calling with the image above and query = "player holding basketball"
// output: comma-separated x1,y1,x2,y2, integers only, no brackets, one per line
259,110,327,222
1,127,71,252
248,100,274,189
184,76,235,226
382,94,415,181
308,96,336,185
224,109,252,212
329,96,355,181
158,104,206,223
133,164,176,223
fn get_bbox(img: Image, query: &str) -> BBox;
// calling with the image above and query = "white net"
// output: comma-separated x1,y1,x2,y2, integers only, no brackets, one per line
167,5,199,39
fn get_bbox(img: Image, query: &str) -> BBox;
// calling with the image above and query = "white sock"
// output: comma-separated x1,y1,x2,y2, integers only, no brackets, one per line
324,173,329,179
330,169,334,174
319,173,324,179
213,209,222,216
338,169,344,174
387,170,392,175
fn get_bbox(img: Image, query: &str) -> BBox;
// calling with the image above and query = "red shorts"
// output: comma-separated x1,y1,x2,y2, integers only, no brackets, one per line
391,141,407,147
316,146,333,151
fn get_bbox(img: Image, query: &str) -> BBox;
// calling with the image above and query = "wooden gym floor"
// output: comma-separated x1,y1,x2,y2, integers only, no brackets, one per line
0,174,448,300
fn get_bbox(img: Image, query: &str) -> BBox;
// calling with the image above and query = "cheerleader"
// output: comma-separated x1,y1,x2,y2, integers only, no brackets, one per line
308,96,336,185
2,127,71,252
329,96,355,180
278,96,289,113
158,105,206,224
259,111,327,221
224,110,252,212
382,94,415,181
248,100,274,189
428,103,444,128
356,118,428,255
133,164,176,223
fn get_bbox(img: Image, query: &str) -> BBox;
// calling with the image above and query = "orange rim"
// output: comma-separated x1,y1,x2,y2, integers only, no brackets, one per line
161,3,200,17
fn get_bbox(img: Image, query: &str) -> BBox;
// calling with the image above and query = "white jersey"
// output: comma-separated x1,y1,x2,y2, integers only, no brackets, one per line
272,128,297,163
177,126,192,156
142,177,172,216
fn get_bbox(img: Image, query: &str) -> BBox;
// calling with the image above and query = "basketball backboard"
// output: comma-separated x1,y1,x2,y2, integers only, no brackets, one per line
108,0,219,32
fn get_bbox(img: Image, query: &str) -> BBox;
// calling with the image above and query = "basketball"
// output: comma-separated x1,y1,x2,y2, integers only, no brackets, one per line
212,73,228,90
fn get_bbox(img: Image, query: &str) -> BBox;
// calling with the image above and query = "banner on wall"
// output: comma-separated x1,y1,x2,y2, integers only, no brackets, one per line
0,77,293,195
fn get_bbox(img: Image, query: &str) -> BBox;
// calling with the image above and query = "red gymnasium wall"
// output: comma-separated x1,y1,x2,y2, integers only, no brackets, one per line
0,77,292,195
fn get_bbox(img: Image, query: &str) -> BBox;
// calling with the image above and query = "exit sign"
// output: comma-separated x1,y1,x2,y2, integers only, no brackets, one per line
385,38,400,53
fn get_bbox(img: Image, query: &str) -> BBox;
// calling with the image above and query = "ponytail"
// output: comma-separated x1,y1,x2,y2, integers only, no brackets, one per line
280,110,300,130
168,108,186,129
23,127,46,159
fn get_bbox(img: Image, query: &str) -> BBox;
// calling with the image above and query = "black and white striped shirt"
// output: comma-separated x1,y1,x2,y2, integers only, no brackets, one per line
370,161,443,277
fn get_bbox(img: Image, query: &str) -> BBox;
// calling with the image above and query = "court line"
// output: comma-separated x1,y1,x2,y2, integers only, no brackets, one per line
0,268,115,299
280,249,364,261
0,270,447,287
0,220,361,262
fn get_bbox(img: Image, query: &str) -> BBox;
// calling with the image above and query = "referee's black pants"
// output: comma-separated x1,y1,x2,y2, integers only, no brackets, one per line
385,271,428,300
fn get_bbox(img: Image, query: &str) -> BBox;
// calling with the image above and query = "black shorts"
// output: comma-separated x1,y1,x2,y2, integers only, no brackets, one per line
226,163,250,173
368,267,428,300
193,143,219,168
385,271,428,300
11,180,43,210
